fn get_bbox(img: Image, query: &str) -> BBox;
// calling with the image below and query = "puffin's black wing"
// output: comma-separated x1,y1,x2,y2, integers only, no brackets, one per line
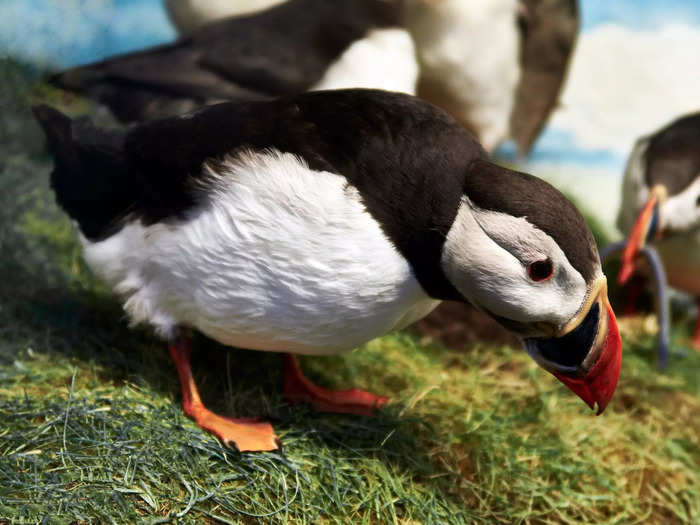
51,40,265,123
511,0,579,155
32,105,135,241
34,89,485,302
49,0,400,122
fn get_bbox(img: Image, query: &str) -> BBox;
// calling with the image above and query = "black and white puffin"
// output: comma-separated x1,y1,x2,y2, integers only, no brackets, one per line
33,89,621,452
617,112,700,350
50,0,578,154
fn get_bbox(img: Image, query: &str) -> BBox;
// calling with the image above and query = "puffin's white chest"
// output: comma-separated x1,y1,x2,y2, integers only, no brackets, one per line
81,150,439,354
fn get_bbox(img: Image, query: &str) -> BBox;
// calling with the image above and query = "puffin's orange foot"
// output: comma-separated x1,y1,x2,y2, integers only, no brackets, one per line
168,337,279,452
283,354,387,416
187,404,279,452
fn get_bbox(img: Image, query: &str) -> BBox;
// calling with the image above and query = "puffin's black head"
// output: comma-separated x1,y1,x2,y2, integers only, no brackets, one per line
619,113,700,284
439,160,622,414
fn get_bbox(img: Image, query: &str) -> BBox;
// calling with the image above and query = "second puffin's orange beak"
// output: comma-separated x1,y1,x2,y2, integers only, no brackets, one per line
619,186,666,285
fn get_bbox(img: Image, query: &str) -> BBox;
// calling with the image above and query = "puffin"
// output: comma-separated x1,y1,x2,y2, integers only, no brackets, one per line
33,89,621,452
617,112,700,350
49,0,578,154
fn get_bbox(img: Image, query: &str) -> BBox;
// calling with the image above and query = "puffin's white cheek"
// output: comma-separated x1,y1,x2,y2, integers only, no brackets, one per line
441,199,591,329
489,280,573,325
660,178,700,233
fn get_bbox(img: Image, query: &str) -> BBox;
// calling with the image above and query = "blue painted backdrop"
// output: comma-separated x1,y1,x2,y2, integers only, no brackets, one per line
3,0,699,231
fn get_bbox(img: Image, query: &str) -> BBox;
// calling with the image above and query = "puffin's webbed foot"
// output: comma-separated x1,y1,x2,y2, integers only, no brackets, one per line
168,337,279,452
283,354,387,416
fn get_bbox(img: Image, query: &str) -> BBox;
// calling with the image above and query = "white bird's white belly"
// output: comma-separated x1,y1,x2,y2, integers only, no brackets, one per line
164,0,286,34
311,28,419,95
404,0,521,151
81,150,439,354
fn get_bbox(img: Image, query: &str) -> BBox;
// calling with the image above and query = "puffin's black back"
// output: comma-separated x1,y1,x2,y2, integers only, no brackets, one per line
35,90,485,299
645,112,700,196
50,0,401,122
32,106,134,240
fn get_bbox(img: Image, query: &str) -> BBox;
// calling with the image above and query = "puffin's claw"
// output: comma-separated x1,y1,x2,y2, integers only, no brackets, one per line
191,407,279,452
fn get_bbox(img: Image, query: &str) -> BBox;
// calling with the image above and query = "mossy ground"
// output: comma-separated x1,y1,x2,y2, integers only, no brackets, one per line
1,59,698,524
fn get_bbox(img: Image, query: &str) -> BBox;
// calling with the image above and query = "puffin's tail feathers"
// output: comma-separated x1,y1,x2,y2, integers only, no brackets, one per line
33,105,132,240
32,105,74,162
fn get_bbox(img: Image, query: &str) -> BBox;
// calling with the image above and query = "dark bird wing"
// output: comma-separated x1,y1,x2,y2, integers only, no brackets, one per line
32,105,134,240
510,0,579,155
49,0,400,122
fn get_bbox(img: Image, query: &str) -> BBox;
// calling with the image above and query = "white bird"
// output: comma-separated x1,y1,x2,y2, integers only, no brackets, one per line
34,89,621,451
52,0,578,154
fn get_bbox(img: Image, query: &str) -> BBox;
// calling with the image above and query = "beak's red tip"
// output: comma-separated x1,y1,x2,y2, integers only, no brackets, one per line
554,303,622,414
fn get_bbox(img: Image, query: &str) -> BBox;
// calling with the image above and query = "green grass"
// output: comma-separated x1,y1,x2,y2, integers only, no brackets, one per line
1,58,699,524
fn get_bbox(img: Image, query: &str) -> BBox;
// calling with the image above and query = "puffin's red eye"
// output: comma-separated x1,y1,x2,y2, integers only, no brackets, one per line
528,259,553,282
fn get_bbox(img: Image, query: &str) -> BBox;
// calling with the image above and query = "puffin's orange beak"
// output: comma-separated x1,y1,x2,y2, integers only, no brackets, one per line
619,188,664,285
552,299,622,414
525,285,622,415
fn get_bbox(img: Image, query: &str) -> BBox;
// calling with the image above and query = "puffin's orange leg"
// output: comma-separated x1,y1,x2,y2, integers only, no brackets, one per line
693,300,700,351
168,337,279,452
283,354,387,416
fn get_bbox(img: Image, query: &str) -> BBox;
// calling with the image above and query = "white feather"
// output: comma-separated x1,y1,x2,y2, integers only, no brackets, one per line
81,150,439,353
660,177,700,236
311,28,418,94
441,199,590,333
403,0,521,151
164,0,285,34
